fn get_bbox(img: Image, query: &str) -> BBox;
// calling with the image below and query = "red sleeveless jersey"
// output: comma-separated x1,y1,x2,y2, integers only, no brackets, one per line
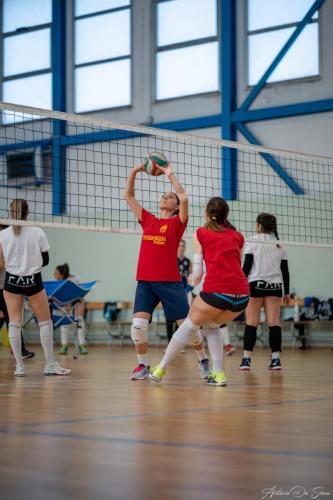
136,209,188,281
197,227,249,295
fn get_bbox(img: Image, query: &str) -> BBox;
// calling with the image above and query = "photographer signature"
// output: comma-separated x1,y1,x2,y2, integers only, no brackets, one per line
261,486,331,499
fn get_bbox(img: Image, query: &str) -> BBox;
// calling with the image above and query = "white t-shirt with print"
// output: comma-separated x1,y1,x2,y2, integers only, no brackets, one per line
0,226,50,276
244,233,287,284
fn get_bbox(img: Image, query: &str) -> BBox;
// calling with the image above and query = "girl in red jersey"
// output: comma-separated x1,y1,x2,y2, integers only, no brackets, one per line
150,197,250,386
124,162,209,380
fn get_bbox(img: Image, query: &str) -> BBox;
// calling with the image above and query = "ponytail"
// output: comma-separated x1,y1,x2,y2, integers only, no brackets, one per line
10,199,29,236
256,213,280,248
204,197,236,233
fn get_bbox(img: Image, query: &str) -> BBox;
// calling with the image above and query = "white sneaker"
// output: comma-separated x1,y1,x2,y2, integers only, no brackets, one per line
44,361,71,376
14,365,26,377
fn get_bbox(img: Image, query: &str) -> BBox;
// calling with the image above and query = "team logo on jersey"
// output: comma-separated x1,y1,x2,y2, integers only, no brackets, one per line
159,224,168,233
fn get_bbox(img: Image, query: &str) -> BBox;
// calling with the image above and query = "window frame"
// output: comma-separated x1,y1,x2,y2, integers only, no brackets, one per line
246,0,321,87
154,0,221,102
73,0,132,113
0,1,53,123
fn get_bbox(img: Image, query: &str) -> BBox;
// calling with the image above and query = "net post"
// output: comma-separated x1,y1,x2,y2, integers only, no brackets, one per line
52,0,67,215
221,0,237,200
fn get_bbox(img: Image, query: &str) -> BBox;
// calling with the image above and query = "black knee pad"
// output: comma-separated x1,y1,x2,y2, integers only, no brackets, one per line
243,324,257,351
269,326,282,352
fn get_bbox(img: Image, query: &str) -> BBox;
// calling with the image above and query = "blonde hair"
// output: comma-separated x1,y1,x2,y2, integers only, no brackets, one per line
10,199,29,236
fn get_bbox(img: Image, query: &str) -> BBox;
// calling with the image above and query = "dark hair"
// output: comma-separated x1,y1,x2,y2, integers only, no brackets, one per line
204,197,236,233
170,193,180,216
56,263,70,280
10,199,29,236
256,213,280,247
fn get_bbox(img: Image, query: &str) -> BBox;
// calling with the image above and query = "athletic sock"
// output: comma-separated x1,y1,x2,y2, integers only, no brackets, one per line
60,326,69,346
204,327,223,373
39,320,55,365
137,353,149,366
220,325,230,345
271,351,280,360
9,324,24,368
244,350,252,358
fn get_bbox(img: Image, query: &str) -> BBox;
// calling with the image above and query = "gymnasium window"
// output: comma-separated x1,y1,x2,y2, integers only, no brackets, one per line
248,0,319,85
74,0,131,112
1,0,52,118
155,0,219,100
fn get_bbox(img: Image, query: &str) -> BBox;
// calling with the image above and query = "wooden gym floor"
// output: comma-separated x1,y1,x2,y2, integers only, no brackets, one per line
0,345,332,500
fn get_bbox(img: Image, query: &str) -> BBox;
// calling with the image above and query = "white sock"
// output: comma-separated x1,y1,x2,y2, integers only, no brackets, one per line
137,352,149,366
189,329,207,361
220,325,230,346
159,318,200,370
204,327,223,372
9,323,24,369
244,350,252,358
60,325,69,346
77,326,86,346
39,320,55,365
271,351,280,359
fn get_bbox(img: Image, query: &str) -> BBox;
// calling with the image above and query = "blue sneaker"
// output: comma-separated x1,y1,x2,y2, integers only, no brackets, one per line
269,358,282,370
239,357,251,371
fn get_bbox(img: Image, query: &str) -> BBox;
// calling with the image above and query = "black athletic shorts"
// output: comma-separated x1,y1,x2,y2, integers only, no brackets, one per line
200,291,249,313
4,272,44,297
250,280,283,298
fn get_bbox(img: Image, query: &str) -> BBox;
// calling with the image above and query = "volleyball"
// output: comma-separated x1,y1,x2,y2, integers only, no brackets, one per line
143,151,169,176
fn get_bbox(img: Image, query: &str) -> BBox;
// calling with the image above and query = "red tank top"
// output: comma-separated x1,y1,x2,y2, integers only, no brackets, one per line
197,227,249,295
136,209,188,281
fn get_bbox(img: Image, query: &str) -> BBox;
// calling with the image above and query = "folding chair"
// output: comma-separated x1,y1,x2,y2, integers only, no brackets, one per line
23,280,96,359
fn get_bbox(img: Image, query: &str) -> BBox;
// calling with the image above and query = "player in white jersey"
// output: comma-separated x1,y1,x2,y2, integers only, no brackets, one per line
239,213,290,371
0,199,71,377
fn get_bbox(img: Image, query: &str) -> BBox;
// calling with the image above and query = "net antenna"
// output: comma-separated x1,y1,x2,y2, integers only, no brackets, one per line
0,101,332,248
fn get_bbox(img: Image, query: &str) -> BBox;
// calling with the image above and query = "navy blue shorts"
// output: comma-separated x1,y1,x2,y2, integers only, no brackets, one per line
134,281,189,321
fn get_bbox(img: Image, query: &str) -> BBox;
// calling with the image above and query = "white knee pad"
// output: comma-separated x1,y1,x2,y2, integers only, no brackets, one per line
39,319,53,338
8,323,22,338
188,329,203,346
203,320,220,329
174,317,200,344
131,317,149,345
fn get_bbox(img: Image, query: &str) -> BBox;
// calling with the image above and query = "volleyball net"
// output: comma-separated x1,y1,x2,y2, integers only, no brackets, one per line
0,101,332,248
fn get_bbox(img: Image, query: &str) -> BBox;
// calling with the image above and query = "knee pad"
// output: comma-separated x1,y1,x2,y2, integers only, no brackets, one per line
8,323,22,338
131,317,149,345
174,317,199,344
203,320,220,329
269,325,282,352
39,319,53,337
244,324,257,351
188,329,203,346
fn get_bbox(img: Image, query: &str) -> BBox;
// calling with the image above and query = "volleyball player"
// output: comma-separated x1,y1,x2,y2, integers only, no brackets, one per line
0,199,71,377
0,224,35,359
54,263,88,355
124,162,209,380
239,213,290,371
150,197,250,386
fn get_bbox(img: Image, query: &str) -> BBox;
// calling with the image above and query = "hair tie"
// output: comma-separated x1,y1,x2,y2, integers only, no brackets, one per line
212,216,217,221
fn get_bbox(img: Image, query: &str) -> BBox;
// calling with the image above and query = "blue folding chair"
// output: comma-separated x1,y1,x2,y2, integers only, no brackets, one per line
23,280,96,358
44,280,97,328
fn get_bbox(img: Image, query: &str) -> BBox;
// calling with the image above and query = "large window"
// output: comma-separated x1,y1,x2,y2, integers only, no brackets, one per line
74,0,131,112
248,0,319,85
1,0,52,110
156,0,219,100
